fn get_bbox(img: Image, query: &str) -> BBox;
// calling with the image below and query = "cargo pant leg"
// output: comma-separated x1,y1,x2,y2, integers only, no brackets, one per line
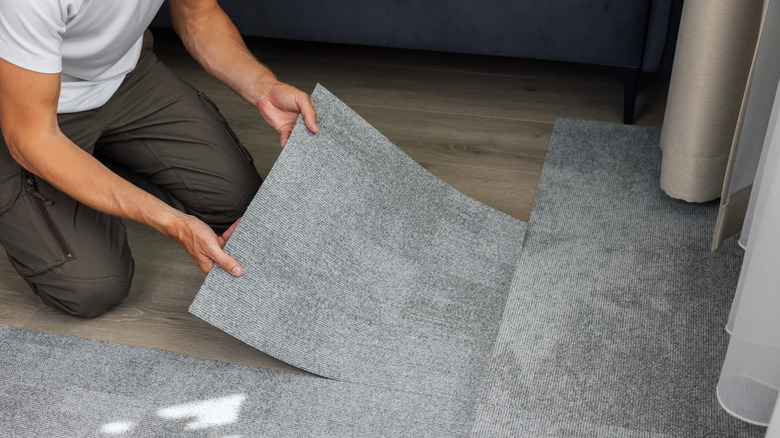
0,30,260,317
93,31,262,235
0,114,134,318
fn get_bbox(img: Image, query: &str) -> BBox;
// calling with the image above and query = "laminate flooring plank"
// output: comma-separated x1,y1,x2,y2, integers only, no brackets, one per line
350,104,551,173
206,55,667,129
174,62,663,130
179,58,623,124
415,164,539,221
207,98,551,179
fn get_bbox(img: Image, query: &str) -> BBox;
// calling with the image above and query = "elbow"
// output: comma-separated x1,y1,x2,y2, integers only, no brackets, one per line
6,143,25,168
2,130,36,173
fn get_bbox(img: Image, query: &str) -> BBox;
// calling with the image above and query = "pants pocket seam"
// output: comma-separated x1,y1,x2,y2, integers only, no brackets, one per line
0,170,22,216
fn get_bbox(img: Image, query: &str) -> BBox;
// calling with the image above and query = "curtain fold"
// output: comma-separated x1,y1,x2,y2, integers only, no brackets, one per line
717,79,780,427
659,0,763,203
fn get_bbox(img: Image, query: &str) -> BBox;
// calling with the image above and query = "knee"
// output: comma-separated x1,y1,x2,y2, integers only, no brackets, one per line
27,254,135,318
204,173,261,234
223,170,261,216
32,276,133,318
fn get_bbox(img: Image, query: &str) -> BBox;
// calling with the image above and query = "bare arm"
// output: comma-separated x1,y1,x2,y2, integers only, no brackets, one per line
169,0,318,145
0,57,242,276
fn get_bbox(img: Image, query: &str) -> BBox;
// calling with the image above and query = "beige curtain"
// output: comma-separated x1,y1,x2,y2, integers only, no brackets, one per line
659,0,763,205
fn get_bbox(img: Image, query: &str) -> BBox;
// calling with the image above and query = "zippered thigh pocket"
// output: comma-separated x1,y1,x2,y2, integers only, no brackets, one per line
0,171,75,276
23,170,75,262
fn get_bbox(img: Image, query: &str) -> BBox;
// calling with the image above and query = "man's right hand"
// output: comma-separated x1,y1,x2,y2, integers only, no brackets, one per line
164,212,243,276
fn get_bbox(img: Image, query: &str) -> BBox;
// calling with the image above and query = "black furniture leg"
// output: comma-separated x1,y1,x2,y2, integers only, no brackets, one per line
618,66,640,125
583,64,641,125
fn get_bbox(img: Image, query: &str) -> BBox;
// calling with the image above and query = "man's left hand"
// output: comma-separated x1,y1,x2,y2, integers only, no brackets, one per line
255,80,319,147
169,0,318,146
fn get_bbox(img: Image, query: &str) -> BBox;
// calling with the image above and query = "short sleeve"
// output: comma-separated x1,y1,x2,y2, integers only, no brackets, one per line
0,1,66,73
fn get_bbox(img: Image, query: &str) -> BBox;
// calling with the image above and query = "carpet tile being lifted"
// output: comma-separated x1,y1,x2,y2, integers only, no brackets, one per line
190,84,527,409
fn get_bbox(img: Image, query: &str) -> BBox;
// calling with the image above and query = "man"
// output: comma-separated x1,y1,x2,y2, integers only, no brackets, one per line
0,1,319,317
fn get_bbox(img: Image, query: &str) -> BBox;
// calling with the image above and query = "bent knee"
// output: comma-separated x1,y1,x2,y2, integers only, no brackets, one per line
30,275,133,318
202,173,261,233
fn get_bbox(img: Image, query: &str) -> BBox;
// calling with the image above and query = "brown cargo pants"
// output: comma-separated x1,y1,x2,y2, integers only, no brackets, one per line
0,31,262,317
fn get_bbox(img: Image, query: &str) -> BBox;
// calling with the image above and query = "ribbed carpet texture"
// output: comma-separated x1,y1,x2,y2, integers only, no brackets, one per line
191,85,527,412
0,86,766,437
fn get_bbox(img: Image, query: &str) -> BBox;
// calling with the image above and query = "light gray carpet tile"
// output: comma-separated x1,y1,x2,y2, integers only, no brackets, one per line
470,119,764,437
190,84,527,406
0,325,471,437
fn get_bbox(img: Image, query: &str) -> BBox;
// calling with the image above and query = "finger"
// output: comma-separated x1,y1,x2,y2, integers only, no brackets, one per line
221,217,242,244
299,94,319,133
195,258,215,275
210,245,243,277
280,130,290,147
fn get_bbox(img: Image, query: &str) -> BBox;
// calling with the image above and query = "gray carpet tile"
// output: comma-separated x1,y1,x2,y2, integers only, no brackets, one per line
470,119,765,437
190,84,527,408
0,325,471,437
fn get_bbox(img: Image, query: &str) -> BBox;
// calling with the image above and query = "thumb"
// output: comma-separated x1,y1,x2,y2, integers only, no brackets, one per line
298,94,319,133
210,246,243,277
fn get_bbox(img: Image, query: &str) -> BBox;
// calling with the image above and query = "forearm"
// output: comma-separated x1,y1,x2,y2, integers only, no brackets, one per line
170,4,279,106
8,132,241,275
12,132,183,239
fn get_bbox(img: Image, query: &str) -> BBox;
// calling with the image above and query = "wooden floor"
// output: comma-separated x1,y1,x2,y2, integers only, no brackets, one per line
0,29,669,373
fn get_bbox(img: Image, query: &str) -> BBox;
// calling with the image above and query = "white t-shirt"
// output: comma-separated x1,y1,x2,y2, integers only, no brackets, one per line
0,0,165,113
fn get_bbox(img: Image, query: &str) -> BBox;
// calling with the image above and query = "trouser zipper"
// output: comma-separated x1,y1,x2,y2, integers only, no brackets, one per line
23,171,74,261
